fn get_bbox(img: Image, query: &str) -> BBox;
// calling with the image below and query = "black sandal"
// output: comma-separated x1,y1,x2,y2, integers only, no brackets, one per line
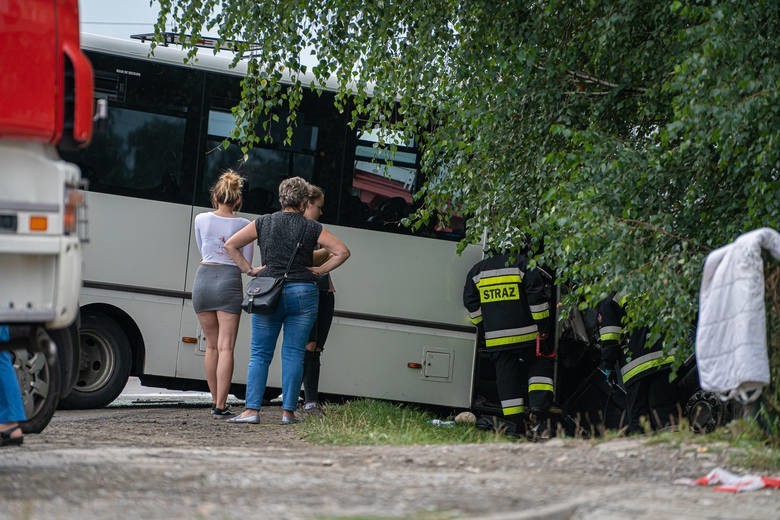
1,425,23,447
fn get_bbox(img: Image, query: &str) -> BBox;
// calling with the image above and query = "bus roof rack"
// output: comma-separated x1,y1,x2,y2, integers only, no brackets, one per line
130,32,261,52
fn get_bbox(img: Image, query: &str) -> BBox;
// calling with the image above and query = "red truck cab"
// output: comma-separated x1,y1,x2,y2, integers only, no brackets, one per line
1,0,93,145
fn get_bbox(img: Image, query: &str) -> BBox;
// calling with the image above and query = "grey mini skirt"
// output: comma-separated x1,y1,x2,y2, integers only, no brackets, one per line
192,263,244,314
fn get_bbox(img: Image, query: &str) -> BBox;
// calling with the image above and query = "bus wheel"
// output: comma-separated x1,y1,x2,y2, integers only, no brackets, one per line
59,313,131,409
13,330,63,434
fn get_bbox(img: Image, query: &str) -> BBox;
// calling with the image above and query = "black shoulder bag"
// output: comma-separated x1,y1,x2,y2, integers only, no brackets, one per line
242,222,307,314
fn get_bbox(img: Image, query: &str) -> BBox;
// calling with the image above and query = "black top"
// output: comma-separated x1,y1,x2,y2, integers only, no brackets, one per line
254,212,323,281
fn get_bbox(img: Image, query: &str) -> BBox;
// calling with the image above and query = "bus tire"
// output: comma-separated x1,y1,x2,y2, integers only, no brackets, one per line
12,330,63,434
59,313,131,409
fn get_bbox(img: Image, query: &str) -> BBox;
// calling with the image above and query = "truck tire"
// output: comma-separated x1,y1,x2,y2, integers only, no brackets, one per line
59,313,131,409
48,321,80,401
13,330,62,434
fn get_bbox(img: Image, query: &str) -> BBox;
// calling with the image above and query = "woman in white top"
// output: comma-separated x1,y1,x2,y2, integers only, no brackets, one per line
192,170,253,418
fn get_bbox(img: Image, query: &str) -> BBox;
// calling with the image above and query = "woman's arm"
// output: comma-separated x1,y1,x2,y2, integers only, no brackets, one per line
225,221,260,275
308,227,350,276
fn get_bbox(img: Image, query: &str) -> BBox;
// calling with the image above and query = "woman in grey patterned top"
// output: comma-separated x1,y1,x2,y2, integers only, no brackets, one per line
224,177,349,424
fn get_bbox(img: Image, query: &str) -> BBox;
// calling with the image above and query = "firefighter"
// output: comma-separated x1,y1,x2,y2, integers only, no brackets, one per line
596,294,678,433
463,251,553,437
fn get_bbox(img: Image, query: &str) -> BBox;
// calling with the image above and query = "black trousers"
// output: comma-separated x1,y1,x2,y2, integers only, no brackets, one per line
490,347,554,423
302,291,335,403
624,368,679,433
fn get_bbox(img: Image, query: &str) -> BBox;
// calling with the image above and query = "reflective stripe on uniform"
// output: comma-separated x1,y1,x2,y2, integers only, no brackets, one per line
468,308,482,324
528,376,554,393
599,325,622,342
501,397,525,416
621,351,675,384
485,325,538,347
529,302,550,320
476,274,523,288
472,267,524,285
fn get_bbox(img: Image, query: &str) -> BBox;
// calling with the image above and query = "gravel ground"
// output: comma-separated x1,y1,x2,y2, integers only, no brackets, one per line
1,404,779,519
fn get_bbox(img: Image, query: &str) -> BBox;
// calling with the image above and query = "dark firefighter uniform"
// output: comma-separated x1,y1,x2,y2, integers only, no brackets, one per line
597,295,677,432
596,294,628,375
463,254,553,426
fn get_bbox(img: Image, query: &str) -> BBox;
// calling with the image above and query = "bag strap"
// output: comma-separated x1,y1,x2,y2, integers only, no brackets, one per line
281,221,308,279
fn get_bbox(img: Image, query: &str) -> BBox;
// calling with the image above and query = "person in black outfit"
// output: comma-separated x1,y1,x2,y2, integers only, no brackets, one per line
301,185,336,415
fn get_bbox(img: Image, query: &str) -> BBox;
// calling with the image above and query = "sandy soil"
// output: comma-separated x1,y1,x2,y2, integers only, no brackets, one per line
1,404,779,519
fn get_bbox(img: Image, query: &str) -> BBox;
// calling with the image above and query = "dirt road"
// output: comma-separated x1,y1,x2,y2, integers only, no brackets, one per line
1,403,779,519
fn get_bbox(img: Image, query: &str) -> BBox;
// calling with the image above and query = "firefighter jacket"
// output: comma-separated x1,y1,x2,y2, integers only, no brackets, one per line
596,295,674,386
463,254,551,352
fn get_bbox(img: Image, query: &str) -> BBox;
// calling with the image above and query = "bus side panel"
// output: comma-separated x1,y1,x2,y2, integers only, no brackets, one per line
80,289,184,378
80,193,193,377
82,193,192,291
174,216,483,407
325,225,482,326
316,320,476,408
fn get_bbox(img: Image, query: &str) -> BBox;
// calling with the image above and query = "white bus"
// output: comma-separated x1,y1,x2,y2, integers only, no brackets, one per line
58,33,484,411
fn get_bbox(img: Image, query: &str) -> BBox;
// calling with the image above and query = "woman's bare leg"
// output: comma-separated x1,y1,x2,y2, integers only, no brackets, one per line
215,311,240,409
197,311,219,405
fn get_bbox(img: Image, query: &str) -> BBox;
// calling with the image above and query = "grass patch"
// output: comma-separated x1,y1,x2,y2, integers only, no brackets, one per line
298,399,507,445
299,399,780,470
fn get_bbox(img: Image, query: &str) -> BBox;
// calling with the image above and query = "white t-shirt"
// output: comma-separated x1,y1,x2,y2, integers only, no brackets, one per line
194,212,253,266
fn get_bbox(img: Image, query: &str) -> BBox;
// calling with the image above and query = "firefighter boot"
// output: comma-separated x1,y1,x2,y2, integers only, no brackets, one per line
525,409,551,442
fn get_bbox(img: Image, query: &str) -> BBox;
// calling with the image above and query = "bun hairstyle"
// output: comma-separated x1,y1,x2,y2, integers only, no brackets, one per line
278,176,311,210
308,184,324,202
211,170,245,210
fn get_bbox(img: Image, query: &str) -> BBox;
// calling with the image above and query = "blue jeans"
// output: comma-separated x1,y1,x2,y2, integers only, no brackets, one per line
0,350,26,423
245,282,318,412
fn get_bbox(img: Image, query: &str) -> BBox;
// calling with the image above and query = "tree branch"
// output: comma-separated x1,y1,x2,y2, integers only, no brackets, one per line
565,69,648,94
615,217,691,242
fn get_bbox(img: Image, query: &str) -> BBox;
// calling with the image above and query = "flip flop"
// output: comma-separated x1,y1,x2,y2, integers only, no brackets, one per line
0,425,23,447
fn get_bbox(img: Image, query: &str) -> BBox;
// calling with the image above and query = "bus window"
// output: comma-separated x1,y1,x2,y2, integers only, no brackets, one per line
346,128,418,233
60,52,202,204
70,107,187,201
198,107,318,214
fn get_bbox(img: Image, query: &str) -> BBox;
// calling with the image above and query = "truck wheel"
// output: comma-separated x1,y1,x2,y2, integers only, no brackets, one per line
13,332,62,434
59,313,131,409
48,321,80,401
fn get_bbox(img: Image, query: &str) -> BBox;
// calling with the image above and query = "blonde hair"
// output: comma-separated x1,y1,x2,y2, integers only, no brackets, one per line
308,184,324,203
278,177,310,210
211,170,244,210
